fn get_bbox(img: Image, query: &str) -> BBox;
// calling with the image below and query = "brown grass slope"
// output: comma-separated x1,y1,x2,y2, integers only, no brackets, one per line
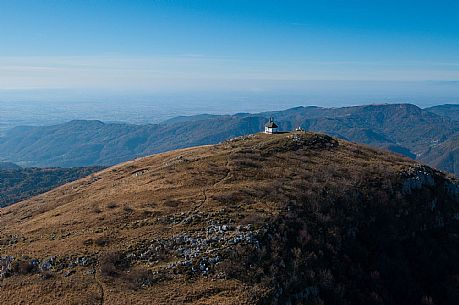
0,132,458,305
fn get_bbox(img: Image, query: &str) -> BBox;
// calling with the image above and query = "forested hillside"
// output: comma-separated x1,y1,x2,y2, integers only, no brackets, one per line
0,166,103,207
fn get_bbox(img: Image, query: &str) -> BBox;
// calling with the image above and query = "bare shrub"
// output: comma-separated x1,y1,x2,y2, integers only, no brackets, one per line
145,202,157,208
232,159,259,168
163,198,180,208
106,202,118,209
123,206,134,214
94,237,109,247
124,268,156,290
100,251,123,277
91,204,102,214
12,259,35,275
83,239,94,246
142,210,158,217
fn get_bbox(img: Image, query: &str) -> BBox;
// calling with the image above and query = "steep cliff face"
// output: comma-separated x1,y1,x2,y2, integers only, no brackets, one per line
0,132,458,305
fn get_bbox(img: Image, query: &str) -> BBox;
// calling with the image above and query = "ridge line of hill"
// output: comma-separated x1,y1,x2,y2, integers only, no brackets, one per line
0,132,458,304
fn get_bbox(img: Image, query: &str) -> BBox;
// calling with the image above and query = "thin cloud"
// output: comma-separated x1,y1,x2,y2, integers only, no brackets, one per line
0,55,458,91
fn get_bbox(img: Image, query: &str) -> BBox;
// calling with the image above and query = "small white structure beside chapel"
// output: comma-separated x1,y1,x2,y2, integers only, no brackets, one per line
264,117,278,134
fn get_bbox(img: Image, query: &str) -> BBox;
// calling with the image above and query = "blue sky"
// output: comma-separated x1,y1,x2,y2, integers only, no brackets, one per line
0,0,458,99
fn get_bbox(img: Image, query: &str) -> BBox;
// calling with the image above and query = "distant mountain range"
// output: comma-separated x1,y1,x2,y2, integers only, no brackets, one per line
426,104,459,122
0,162,21,170
0,103,458,176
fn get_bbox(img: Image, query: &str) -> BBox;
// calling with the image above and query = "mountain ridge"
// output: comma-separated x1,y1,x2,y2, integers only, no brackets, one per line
0,103,458,177
0,132,458,304
0,162,21,170
426,104,459,122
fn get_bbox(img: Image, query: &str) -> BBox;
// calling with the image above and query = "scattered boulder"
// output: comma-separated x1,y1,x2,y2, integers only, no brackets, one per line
0,256,14,278
39,256,56,272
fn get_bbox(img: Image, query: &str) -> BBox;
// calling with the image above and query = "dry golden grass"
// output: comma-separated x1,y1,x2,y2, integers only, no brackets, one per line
0,132,454,305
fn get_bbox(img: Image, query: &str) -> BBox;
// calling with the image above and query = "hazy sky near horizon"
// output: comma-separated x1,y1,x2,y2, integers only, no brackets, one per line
0,0,458,98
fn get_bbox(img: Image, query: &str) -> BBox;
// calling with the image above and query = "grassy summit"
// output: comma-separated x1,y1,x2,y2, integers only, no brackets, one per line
0,132,458,305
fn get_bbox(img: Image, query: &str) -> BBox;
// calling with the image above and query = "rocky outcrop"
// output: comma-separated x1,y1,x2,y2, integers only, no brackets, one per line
401,166,436,194
0,256,14,278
